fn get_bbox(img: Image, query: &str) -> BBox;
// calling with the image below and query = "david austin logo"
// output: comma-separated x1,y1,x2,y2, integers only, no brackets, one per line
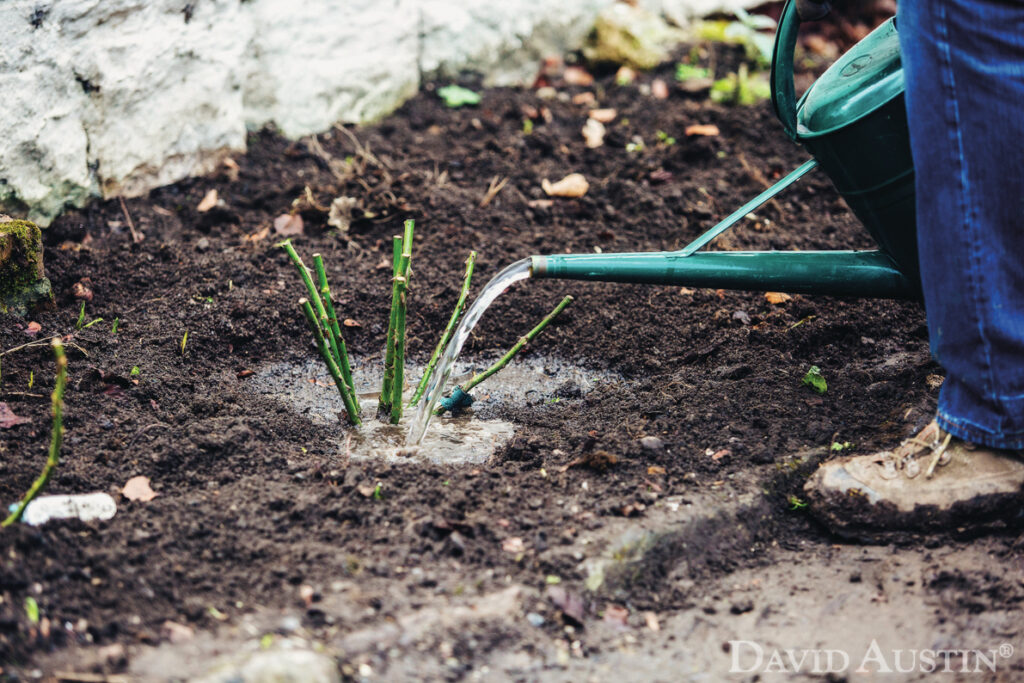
729,640,1015,674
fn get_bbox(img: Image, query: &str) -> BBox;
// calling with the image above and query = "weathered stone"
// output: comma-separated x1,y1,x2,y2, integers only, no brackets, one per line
191,649,340,683
583,3,688,70
0,218,52,315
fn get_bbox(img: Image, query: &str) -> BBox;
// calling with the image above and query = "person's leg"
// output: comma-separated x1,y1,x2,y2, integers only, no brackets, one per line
804,0,1024,537
902,0,1024,448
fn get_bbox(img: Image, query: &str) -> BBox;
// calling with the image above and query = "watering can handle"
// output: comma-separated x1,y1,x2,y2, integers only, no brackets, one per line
771,0,802,140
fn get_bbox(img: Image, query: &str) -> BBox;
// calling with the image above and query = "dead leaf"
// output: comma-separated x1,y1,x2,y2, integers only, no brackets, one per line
926,374,945,389
651,78,669,99
502,537,525,553
328,196,358,233
221,158,240,182
0,403,30,429
563,66,594,86
765,292,792,305
527,199,554,209
615,66,636,85
71,279,94,302
236,369,255,378
589,108,617,123
679,287,695,295
547,585,585,624
196,189,218,212
708,449,731,461
343,319,362,328
24,321,42,337
273,213,304,236
603,603,630,628
685,124,720,137
644,611,660,632
572,92,596,105
161,621,194,644
647,465,666,475
542,173,589,198
122,475,158,502
581,118,606,149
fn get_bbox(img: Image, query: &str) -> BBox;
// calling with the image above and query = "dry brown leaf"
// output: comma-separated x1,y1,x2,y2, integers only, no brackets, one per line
273,213,304,236
196,189,218,212
123,475,158,502
644,611,661,632
327,196,358,233
572,92,596,105
542,173,589,198
685,124,720,137
563,66,594,86
765,291,792,304
647,465,666,475
710,449,731,461
615,66,636,85
343,319,362,328
651,78,669,99
502,537,525,553
24,321,42,337
581,119,606,149
0,403,30,429
588,108,617,123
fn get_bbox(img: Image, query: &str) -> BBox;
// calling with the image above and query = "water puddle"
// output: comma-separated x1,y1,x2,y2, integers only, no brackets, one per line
252,355,615,466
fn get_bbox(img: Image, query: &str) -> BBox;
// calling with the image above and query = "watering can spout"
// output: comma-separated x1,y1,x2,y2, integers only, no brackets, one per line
530,250,917,299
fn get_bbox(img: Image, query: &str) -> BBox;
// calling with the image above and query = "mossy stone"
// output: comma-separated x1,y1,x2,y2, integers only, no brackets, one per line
0,218,53,316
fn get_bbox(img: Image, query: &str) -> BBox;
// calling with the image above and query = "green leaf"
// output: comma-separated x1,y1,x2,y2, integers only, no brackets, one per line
787,495,808,511
675,63,710,81
437,85,481,108
24,596,39,624
801,365,828,394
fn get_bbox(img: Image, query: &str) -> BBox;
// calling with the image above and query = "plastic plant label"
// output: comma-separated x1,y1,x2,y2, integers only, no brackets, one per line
13,493,117,526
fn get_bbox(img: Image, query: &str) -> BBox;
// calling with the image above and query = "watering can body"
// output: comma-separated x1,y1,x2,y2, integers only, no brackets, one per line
532,0,921,299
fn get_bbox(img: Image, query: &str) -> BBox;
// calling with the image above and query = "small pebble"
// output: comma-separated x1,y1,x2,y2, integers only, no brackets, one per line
639,436,664,452
526,612,545,627
196,237,211,252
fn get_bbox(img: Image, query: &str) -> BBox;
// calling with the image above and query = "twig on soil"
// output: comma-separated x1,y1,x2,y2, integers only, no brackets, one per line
119,196,144,244
409,250,477,407
125,423,171,449
313,253,358,411
435,295,574,415
480,176,509,208
2,338,67,527
1,338,88,359
389,219,415,424
300,298,361,425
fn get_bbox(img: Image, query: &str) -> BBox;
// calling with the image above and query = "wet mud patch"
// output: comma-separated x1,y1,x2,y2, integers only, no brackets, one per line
252,355,617,465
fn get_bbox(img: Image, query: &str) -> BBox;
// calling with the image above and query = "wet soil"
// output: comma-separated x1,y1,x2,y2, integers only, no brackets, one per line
2,31,1022,680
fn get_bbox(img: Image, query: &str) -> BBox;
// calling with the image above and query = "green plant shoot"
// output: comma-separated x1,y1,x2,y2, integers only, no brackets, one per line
801,365,827,394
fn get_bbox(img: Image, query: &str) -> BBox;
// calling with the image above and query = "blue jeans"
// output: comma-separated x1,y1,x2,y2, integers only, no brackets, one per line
898,0,1024,449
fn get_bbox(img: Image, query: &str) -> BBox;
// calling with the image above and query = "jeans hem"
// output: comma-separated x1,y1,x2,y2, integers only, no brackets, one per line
936,409,1024,451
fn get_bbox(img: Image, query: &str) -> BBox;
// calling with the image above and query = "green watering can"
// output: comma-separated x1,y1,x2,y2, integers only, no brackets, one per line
531,0,920,298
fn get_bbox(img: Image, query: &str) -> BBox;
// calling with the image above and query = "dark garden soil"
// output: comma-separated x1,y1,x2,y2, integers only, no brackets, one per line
2,32,1023,680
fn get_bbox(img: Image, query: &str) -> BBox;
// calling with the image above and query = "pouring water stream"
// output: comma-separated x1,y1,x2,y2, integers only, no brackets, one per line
406,258,532,445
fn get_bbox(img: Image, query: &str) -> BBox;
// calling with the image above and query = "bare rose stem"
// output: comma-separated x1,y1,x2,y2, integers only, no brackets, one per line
389,219,415,424
378,235,403,416
299,298,361,425
278,240,343,367
313,253,358,412
434,295,574,416
409,250,477,407
2,338,67,527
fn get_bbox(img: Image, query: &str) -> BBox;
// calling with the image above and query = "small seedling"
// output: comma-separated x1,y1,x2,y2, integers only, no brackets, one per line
111,317,120,334
438,85,481,108
675,63,710,81
830,440,853,452
74,301,86,330
655,130,676,146
180,330,189,355
372,482,384,500
2,339,68,527
522,118,534,135
787,495,808,511
27,371,33,390
626,139,645,153
130,366,141,377
710,64,770,106
436,296,574,415
801,365,827,394
24,597,39,624
83,317,103,329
